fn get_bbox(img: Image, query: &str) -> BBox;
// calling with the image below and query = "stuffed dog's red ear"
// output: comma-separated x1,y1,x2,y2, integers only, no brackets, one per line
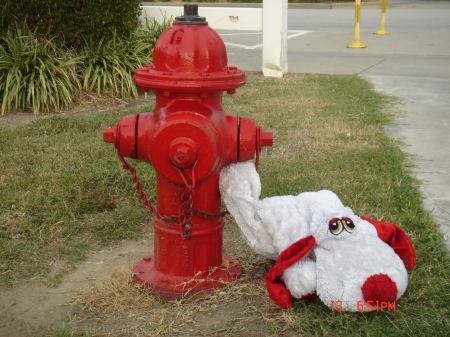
265,235,316,309
361,217,416,269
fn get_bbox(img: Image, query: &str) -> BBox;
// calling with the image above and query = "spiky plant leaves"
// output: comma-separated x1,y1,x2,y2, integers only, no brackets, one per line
79,15,172,99
0,26,81,116
80,31,152,99
135,14,173,59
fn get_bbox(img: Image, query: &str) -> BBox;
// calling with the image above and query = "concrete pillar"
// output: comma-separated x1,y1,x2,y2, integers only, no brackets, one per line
262,0,288,78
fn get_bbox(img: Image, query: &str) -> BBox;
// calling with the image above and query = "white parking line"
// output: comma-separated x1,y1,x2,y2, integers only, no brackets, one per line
288,30,313,39
224,42,262,50
221,30,312,50
220,32,264,36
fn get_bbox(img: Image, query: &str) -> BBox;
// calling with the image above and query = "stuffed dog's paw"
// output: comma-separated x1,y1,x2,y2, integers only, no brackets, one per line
219,162,261,201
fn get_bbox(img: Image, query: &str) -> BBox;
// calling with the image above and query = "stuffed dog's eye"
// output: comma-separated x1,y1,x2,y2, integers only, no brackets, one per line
329,218,344,235
343,217,355,232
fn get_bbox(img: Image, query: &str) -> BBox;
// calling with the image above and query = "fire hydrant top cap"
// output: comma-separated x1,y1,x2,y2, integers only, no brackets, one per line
174,5,207,25
133,4,246,93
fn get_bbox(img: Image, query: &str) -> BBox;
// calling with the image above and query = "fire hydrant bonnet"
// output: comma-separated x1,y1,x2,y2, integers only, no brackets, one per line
133,5,246,93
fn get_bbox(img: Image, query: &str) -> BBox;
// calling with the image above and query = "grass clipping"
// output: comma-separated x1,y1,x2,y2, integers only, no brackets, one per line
72,255,296,336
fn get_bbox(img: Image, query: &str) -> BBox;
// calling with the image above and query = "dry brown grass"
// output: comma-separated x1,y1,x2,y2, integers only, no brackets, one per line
71,245,298,336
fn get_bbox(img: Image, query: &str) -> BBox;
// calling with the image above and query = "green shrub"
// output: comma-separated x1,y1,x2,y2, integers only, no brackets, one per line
80,32,151,98
80,16,172,98
0,26,81,115
0,15,173,114
0,0,142,49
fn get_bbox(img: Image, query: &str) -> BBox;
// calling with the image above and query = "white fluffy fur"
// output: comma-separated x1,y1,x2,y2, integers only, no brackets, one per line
219,162,408,311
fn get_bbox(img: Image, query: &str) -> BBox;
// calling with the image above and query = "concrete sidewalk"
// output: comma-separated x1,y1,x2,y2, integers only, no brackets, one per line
219,0,450,249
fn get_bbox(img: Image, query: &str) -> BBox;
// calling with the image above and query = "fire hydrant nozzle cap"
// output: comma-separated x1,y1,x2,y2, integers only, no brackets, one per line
261,132,273,148
103,128,115,144
174,5,207,25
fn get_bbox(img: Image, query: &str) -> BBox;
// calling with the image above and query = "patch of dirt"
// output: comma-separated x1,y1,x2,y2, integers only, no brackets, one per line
0,221,297,337
0,238,152,336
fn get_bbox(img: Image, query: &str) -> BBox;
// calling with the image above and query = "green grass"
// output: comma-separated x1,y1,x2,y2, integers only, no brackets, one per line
0,105,156,286
48,326,93,337
1,74,449,335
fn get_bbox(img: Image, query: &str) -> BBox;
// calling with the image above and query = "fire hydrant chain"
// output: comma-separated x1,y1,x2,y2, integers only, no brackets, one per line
174,160,196,240
117,151,171,218
117,151,227,240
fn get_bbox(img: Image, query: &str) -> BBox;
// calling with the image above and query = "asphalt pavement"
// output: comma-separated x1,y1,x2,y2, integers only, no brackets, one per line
217,0,450,250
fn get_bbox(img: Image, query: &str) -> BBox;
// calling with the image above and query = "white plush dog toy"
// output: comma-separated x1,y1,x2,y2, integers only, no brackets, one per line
219,162,415,311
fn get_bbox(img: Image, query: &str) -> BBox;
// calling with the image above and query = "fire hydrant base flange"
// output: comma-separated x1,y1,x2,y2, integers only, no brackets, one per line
133,255,242,299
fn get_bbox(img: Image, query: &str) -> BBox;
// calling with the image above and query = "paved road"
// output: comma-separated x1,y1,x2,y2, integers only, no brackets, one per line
218,0,450,250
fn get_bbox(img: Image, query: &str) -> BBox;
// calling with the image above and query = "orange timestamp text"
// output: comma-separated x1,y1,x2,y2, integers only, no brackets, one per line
330,300,397,312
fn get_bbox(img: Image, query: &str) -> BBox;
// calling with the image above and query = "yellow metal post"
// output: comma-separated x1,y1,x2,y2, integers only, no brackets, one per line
375,0,390,34
348,0,366,48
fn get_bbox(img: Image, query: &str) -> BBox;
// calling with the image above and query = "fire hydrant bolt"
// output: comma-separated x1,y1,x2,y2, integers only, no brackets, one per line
174,147,190,165
169,138,198,168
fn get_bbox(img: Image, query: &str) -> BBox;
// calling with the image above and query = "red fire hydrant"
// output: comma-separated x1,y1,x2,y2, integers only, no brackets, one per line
103,4,273,299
